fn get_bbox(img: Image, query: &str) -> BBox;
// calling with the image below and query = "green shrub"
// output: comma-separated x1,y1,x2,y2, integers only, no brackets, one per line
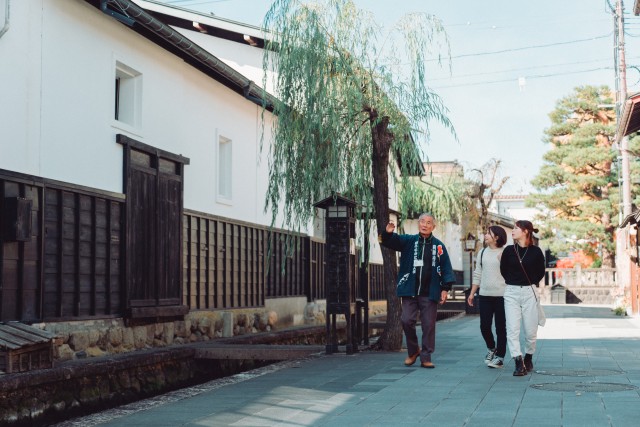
613,306,627,316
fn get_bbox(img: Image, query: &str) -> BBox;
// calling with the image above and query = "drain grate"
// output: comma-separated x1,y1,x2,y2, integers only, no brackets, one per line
531,382,638,392
535,369,623,377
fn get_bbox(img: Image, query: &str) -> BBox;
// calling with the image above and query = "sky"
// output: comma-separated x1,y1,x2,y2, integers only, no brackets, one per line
156,0,640,194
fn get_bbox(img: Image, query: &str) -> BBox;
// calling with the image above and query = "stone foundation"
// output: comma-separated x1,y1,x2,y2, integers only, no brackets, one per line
0,345,277,426
29,301,389,364
539,284,616,305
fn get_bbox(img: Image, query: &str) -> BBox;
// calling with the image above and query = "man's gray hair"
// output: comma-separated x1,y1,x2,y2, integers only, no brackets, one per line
418,213,435,223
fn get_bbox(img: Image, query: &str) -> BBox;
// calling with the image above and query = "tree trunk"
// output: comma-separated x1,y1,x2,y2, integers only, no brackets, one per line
369,115,403,352
602,224,615,268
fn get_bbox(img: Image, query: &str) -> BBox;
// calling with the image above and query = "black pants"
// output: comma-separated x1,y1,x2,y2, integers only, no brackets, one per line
479,295,507,358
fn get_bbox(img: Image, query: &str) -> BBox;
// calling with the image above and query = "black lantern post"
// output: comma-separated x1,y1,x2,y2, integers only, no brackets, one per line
464,233,477,287
463,233,478,313
313,193,358,354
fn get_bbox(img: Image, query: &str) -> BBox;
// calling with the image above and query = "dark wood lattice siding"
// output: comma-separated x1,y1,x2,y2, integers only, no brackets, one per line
118,135,189,319
1,166,383,322
42,188,124,319
128,168,156,302
266,232,306,298
183,211,316,310
1,170,126,322
158,175,182,302
0,180,41,322
306,238,325,301
183,212,265,309
369,263,385,301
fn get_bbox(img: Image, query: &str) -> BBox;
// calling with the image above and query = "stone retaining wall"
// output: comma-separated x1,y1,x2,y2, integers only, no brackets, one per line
539,284,616,305
34,300,388,363
541,267,617,305
0,345,274,426
0,323,360,426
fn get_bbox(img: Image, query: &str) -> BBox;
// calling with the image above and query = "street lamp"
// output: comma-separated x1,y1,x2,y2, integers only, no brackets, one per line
463,233,477,312
464,233,477,252
464,233,476,288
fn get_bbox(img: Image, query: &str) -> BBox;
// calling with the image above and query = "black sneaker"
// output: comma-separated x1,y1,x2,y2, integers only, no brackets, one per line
524,353,534,372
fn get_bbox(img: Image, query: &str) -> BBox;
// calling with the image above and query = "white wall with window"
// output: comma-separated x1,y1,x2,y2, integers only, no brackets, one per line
216,134,233,203
114,61,142,131
0,0,294,230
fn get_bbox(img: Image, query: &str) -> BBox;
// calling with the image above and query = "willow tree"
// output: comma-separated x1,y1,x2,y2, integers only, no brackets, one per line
399,175,470,224
262,0,453,351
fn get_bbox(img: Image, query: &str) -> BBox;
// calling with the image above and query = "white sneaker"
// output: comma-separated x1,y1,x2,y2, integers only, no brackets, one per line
484,349,496,365
488,356,504,368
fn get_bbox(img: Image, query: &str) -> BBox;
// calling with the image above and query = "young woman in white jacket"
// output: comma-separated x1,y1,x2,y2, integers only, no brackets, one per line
467,226,508,368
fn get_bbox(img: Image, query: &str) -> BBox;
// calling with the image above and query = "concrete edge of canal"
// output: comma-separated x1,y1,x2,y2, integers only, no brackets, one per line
0,311,463,427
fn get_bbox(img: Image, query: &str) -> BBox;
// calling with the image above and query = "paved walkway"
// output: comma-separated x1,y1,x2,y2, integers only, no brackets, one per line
57,305,640,427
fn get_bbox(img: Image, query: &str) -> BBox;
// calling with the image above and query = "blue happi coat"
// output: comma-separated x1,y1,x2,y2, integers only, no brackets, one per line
381,231,456,302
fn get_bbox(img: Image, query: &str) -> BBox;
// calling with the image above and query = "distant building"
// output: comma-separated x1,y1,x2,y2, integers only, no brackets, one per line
490,194,538,222
423,160,464,178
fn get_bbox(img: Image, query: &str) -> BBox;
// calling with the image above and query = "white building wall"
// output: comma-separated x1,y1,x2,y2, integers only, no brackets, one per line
0,0,43,176
175,29,277,95
492,198,538,222
0,0,295,231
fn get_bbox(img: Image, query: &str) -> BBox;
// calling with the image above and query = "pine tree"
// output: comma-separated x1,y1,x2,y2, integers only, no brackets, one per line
528,86,617,266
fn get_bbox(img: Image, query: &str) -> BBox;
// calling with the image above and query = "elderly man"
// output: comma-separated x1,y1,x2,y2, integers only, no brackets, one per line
380,213,456,368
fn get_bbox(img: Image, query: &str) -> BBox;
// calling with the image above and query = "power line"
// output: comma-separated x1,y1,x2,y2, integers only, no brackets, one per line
444,18,610,32
427,57,626,82
432,33,612,62
443,12,606,27
431,67,612,89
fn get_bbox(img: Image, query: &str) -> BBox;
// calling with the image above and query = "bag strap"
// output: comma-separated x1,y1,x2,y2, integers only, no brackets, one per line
514,245,538,302
480,248,485,268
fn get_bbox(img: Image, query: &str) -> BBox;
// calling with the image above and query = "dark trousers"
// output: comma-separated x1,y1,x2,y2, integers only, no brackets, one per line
479,295,507,358
401,296,438,362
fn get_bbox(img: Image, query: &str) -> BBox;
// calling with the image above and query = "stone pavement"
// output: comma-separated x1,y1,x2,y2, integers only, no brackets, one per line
57,305,640,427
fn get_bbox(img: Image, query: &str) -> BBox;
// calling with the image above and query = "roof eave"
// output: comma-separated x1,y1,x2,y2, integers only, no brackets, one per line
87,0,276,111
616,92,640,142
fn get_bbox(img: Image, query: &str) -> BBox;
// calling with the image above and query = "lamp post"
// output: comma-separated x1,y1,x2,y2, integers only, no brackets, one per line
313,193,358,355
464,233,477,289
463,233,477,313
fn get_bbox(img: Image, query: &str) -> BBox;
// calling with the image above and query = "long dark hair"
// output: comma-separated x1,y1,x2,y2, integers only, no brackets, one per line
488,225,507,248
515,220,539,246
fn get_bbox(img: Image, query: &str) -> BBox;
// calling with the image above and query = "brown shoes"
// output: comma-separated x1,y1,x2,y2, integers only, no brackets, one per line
404,352,420,366
404,352,435,368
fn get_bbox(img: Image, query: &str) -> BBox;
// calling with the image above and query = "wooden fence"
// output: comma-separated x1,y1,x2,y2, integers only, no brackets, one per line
369,263,385,301
2,169,397,323
0,170,126,322
183,211,381,309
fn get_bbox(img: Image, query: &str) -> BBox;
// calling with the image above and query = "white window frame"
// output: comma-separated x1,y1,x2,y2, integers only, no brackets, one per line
217,133,233,204
113,60,142,132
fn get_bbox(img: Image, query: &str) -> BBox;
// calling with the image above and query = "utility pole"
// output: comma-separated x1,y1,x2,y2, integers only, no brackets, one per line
617,0,632,218
612,0,633,315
